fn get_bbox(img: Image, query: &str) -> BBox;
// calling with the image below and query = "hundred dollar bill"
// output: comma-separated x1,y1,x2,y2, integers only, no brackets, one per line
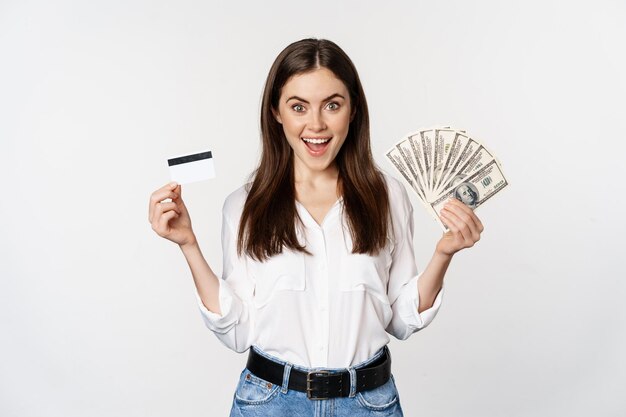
430,159,509,230
407,132,427,190
436,133,479,195
435,131,468,194
432,130,444,192
419,129,435,199
395,138,429,201
435,144,497,196
432,128,458,193
385,145,443,225
385,145,427,203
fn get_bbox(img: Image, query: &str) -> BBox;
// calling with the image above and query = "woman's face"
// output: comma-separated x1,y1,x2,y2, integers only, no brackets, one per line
273,67,352,178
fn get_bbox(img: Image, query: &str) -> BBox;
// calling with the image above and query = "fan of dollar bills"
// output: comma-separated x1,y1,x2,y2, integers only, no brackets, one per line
385,127,509,231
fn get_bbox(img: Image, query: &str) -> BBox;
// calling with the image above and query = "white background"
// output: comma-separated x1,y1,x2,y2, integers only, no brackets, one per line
1,0,625,416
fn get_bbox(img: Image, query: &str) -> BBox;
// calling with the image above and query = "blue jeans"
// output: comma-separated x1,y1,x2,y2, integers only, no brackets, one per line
229,345,404,416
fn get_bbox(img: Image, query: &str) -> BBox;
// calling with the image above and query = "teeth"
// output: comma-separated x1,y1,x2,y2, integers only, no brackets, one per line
302,137,331,144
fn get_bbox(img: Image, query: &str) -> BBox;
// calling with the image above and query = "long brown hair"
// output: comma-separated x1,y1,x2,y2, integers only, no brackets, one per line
238,38,390,261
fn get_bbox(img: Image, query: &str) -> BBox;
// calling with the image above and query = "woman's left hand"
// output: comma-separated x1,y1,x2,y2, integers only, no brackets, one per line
435,198,484,257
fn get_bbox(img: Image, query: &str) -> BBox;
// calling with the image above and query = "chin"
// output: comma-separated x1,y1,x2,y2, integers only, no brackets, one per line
296,155,335,173
307,161,333,172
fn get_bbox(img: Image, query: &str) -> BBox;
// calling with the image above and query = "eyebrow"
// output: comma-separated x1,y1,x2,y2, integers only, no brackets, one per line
285,93,345,104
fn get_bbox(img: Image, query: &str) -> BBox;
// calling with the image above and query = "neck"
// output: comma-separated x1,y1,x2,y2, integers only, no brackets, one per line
293,162,339,185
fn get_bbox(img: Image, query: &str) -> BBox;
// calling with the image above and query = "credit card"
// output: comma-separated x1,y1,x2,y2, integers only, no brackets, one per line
167,150,215,184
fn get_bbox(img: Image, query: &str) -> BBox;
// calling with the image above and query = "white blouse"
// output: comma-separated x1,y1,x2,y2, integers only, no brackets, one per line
195,172,444,368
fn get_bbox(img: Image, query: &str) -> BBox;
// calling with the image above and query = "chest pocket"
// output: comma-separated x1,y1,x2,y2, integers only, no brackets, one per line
251,249,306,309
337,224,394,305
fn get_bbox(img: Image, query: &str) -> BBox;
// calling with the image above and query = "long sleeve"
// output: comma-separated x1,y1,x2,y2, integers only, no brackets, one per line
385,181,444,340
195,189,255,352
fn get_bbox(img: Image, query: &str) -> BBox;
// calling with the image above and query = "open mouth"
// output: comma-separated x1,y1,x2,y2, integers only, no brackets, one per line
301,137,332,155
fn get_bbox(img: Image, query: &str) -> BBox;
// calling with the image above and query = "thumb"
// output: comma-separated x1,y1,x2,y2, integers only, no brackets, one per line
174,184,183,200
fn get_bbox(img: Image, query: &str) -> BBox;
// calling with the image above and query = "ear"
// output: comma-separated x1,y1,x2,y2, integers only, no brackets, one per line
350,106,356,122
272,107,283,124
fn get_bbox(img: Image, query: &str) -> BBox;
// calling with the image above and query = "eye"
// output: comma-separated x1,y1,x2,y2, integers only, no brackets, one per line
292,104,305,112
326,102,340,110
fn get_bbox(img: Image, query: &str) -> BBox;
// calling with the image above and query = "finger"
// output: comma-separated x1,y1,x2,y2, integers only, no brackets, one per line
171,185,190,216
149,182,179,222
150,200,166,226
445,205,481,244
172,185,185,205
155,210,179,235
439,215,468,252
150,198,180,225
149,184,177,222
473,212,484,233
447,198,475,217
439,209,464,239
440,208,473,246
158,201,181,216
447,198,484,233
444,200,480,235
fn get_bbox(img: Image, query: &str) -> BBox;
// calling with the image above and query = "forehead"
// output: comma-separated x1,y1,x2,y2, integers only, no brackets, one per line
280,67,349,100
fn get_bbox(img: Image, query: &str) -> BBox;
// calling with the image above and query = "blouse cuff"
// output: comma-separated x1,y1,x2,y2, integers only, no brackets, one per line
404,272,445,330
195,278,242,334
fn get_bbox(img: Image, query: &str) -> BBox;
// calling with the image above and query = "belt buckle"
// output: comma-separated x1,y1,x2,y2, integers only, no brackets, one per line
306,370,330,400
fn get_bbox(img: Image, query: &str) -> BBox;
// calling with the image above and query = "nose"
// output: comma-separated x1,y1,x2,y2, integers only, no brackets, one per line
308,109,327,132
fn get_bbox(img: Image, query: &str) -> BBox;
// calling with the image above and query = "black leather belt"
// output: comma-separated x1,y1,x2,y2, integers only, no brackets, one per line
245,345,392,400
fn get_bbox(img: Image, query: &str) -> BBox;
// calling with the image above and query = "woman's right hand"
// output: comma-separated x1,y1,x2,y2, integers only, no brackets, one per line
149,182,196,247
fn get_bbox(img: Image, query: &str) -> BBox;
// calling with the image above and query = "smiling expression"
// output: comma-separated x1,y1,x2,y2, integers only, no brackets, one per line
273,67,353,178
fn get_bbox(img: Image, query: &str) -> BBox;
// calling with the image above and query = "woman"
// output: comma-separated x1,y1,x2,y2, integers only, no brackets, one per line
148,38,483,416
